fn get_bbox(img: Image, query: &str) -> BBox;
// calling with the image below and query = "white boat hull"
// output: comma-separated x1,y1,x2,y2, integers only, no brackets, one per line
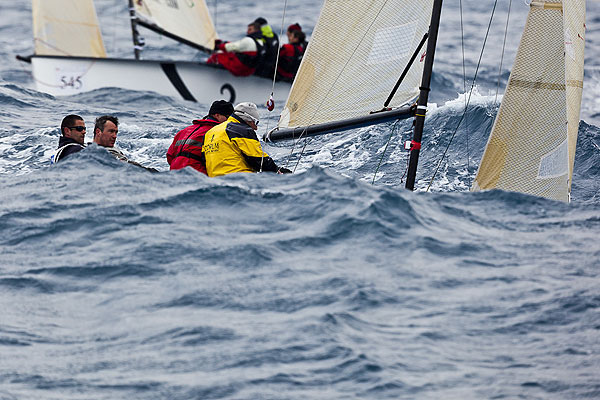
30,55,291,104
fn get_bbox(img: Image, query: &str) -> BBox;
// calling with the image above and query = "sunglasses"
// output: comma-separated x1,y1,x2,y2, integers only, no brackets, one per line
68,126,86,132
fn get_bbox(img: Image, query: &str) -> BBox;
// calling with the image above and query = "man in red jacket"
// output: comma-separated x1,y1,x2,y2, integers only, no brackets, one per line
167,100,234,174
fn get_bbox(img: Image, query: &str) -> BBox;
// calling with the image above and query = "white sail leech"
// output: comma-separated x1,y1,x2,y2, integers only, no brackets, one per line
278,0,434,129
134,0,217,51
32,0,106,57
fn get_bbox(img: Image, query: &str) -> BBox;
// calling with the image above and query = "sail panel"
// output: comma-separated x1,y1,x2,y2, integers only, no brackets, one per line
135,0,217,51
472,0,584,202
32,0,106,57
278,0,434,129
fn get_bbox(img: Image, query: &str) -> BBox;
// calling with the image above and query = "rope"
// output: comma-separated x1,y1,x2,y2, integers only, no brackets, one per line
270,0,289,96
283,0,395,170
372,120,400,185
495,0,512,104
459,0,471,188
426,0,499,192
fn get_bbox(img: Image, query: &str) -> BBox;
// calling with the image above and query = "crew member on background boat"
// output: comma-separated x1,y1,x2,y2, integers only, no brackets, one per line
93,115,157,172
277,23,308,80
203,102,291,177
252,17,280,78
167,100,234,174
53,114,86,163
207,21,266,77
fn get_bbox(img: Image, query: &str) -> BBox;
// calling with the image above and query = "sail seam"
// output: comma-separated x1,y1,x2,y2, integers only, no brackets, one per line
509,79,565,90
530,2,562,10
566,79,584,88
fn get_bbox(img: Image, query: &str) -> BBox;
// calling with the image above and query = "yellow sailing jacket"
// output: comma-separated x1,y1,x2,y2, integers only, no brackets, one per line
203,114,280,177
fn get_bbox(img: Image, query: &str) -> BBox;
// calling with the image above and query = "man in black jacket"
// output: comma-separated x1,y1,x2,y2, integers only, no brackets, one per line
53,114,86,163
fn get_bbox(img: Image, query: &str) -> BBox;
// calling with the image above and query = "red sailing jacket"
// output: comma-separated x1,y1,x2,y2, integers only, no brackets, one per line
277,42,306,79
206,33,265,77
167,117,221,174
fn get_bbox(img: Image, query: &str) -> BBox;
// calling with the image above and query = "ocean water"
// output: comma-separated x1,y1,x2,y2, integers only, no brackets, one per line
1,1,600,399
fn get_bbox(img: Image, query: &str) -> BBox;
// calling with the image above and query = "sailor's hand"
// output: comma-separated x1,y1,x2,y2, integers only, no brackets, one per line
214,39,227,51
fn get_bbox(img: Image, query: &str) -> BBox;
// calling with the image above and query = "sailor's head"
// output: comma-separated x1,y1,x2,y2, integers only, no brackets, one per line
93,115,119,148
287,23,301,33
234,102,260,130
61,114,86,145
247,22,261,35
209,100,234,123
254,17,268,26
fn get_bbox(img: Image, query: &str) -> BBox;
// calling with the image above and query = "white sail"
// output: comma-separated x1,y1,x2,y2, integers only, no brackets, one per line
472,0,585,202
135,0,217,51
32,0,106,57
278,0,434,129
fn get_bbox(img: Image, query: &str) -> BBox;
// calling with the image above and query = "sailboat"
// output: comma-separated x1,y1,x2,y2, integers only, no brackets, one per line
264,0,585,203
19,0,291,104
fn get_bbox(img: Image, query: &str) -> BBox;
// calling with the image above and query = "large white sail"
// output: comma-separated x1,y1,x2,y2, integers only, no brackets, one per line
135,0,217,51
277,0,434,129
472,0,586,202
32,0,106,57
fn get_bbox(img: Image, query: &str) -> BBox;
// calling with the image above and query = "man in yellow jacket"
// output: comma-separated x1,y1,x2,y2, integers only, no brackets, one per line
203,102,291,177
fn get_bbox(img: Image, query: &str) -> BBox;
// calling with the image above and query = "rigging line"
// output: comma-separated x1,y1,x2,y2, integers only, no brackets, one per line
262,0,289,172
283,0,395,169
459,0,471,188
213,0,218,33
426,0,499,192
372,120,400,185
262,0,289,145
495,0,512,104
293,137,310,173
271,0,289,95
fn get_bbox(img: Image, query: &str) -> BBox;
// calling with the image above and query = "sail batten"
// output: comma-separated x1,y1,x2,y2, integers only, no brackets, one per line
277,0,434,131
134,0,217,52
32,0,106,57
472,0,585,202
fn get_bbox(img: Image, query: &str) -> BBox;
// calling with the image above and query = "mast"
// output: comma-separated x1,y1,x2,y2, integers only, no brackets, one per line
128,0,142,59
405,0,444,191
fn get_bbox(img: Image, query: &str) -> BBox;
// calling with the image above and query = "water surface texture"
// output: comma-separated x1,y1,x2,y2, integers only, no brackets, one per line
1,1,599,399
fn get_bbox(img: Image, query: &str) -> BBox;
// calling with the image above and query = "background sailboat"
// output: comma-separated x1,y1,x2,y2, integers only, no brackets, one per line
22,0,291,104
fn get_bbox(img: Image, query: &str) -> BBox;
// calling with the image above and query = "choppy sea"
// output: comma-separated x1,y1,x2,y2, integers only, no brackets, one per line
1,1,600,399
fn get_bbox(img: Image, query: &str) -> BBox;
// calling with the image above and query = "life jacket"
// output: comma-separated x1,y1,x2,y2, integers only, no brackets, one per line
52,136,85,164
202,114,280,177
254,25,280,77
236,31,266,69
277,42,306,79
167,117,220,174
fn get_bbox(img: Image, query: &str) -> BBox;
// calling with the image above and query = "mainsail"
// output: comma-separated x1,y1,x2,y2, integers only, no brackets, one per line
32,0,106,57
472,0,585,202
134,0,217,52
276,0,434,130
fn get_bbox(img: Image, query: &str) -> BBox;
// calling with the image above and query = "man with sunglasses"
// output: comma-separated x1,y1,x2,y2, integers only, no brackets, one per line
53,114,87,163
203,102,291,177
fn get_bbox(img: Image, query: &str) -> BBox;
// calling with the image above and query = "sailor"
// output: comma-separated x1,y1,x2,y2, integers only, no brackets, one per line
207,21,266,77
252,17,280,78
203,102,291,177
53,114,86,163
93,115,158,172
277,23,308,80
167,100,234,174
